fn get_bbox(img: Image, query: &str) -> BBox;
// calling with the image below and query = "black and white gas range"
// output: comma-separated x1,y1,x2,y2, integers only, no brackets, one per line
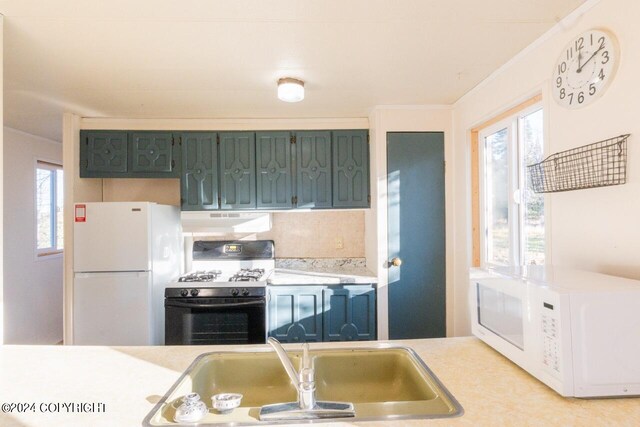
165,240,274,345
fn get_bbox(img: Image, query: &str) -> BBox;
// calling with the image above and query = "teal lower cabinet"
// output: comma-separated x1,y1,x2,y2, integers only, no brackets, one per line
267,287,324,343
322,285,376,341
267,285,377,343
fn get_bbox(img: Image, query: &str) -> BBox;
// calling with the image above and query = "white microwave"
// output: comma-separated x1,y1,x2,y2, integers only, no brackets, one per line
470,265,640,398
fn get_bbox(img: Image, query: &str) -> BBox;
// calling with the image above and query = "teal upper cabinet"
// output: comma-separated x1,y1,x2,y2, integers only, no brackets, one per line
256,132,293,209
295,131,332,208
332,130,369,208
130,131,176,175
219,132,256,210
80,128,370,211
80,130,180,178
80,130,128,177
180,132,219,210
322,285,376,341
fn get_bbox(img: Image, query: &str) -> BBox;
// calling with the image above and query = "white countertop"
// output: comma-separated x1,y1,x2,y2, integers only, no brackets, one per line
267,268,377,285
1,337,638,427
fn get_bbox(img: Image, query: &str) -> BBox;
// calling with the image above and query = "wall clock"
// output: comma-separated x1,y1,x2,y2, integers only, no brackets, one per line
552,29,619,108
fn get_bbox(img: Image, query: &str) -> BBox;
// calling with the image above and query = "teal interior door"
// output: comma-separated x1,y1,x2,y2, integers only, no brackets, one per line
387,132,446,339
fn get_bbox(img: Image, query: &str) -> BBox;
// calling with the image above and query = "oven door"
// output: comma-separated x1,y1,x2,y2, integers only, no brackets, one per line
165,297,266,345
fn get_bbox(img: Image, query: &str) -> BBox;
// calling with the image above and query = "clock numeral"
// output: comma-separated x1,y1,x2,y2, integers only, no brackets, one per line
598,36,606,50
578,92,585,104
568,92,574,104
556,76,562,88
558,62,567,74
589,83,596,96
590,33,594,46
598,69,605,81
602,50,610,64
575,37,584,51
559,88,566,100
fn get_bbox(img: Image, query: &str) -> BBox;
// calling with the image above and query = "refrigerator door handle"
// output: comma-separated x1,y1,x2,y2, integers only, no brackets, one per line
74,271,150,279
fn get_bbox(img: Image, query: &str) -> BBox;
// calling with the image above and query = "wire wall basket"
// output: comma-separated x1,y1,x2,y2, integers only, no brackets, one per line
528,134,629,193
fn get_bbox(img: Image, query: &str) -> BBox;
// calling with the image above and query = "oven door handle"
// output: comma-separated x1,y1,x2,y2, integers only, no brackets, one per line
165,300,266,309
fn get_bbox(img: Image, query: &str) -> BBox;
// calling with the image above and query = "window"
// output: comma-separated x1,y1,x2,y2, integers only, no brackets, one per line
479,105,544,266
36,160,64,256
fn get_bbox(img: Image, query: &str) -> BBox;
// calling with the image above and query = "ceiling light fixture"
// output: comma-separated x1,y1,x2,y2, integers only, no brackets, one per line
277,78,305,102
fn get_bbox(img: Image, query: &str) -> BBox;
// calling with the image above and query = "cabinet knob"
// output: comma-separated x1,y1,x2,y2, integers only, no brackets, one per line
270,168,276,173
348,166,353,171
388,257,402,268
234,169,240,174
311,167,317,172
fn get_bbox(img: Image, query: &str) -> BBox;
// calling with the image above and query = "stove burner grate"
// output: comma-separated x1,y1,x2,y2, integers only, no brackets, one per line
229,268,266,282
178,270,222,282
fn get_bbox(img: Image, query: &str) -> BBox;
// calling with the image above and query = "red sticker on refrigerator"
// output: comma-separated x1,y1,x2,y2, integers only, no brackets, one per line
75,204,86,222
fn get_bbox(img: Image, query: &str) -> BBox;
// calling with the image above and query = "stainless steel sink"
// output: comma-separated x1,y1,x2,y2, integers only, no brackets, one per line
143,344,463,426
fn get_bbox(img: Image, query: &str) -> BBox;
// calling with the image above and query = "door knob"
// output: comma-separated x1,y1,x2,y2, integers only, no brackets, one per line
389,257,402,268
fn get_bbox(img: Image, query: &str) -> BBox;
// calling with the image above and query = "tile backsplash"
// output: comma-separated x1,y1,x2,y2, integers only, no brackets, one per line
204,210,365,258
101,179,365,258
276,258,366,271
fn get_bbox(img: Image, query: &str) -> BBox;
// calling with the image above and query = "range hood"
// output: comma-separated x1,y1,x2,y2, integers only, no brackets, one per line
181,212,272,235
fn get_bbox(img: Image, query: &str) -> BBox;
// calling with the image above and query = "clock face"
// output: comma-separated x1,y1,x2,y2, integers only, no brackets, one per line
552,29,619,109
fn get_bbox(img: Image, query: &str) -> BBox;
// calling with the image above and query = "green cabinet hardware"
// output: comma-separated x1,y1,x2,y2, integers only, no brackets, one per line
180,132,219,211
219,132,256,209
268,285,376,343
323,285,376,341
268,286,324,343
332,130,369,208
256,132,294,209
295,131,332,208
80,130,180,178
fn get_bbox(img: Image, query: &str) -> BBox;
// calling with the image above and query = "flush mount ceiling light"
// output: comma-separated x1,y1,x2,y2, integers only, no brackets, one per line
277,78,305,102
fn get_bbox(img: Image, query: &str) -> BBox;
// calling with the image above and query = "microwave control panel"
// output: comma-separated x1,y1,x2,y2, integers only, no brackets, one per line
541,301,561,374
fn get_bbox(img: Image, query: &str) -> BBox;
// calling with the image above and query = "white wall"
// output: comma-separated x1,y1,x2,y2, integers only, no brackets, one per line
366,106,454,339
452,0,640,335
3,127,63,344
0,16,4,343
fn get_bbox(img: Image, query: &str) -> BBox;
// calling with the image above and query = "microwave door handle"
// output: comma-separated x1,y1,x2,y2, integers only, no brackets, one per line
165,300,266,309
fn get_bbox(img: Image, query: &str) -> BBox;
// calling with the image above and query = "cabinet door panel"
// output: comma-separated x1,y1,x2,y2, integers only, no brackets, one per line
81,131,128,176
256,132,293,209
295,131,332,208
220,132,256,209
130,132,174,173
333,130,369,207
323,286,376,341
181,132,219,210
268,287,323,343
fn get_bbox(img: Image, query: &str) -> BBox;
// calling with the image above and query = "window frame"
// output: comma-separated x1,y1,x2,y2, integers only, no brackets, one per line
478,102,545,267
34,158,64,259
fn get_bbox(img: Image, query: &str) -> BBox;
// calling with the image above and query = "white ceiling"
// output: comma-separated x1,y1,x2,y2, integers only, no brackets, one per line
1,0,585,141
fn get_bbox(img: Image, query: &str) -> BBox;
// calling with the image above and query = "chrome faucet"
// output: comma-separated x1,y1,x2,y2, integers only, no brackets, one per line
259,338,355,421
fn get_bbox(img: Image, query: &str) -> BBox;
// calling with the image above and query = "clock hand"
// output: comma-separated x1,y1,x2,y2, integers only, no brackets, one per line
577,49,583,73
577,45,604,73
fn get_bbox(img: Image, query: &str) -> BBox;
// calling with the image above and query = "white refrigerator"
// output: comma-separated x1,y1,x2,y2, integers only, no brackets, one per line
73,202,181,345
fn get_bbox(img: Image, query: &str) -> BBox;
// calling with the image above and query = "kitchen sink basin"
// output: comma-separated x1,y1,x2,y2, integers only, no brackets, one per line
143,345,463,426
